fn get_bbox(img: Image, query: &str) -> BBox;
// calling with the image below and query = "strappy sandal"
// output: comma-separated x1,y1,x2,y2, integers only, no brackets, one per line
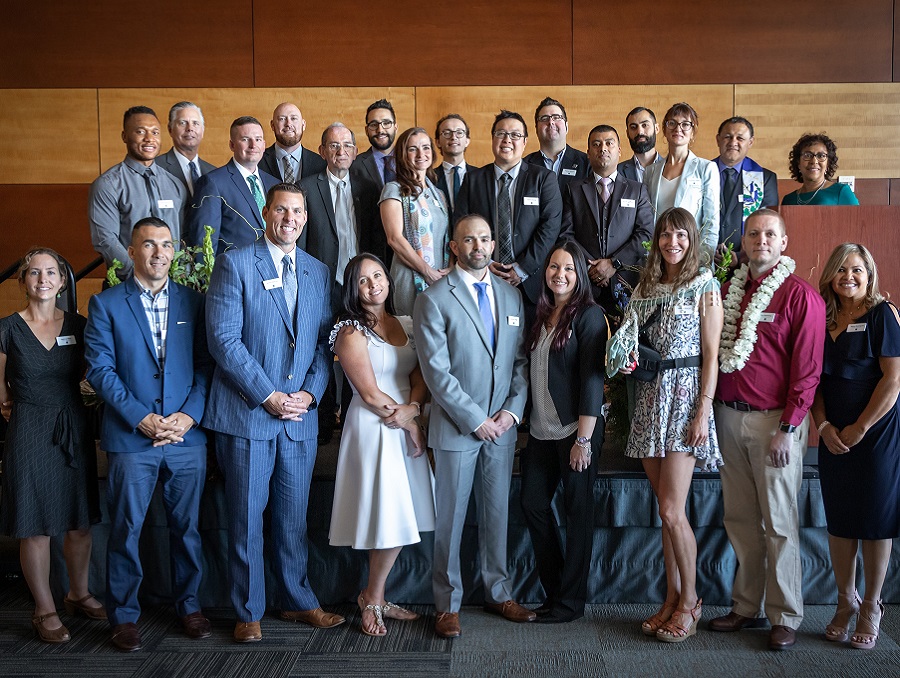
64,594,108,620
32,612,71,644
656,599,702,643
383,602,420,621
641,599,678,636
357,592,387,637
825,589,860,642
850,599,884,650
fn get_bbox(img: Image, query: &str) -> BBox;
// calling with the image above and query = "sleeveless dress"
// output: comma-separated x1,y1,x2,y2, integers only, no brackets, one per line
328,316,435,549
0,312,101,537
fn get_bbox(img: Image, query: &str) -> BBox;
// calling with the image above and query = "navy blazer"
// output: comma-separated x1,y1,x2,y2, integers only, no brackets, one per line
711,156,778,249
434,161,479,213
524,145,590,191
259,144,326,184
84,278,210,454
156,148,215,192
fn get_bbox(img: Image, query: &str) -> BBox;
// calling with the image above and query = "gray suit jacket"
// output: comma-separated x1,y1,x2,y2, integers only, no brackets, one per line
413,268,528,451
616,153,663,183
156,148,215,191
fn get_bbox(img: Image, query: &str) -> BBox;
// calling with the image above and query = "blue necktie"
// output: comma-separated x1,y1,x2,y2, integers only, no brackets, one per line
383,155,396,184
188,161,200,195
452,165,461,201
474,282,495,349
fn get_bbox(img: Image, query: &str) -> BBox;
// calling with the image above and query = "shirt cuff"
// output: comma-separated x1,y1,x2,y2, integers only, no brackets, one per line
512,263,528,281
502,409,520,425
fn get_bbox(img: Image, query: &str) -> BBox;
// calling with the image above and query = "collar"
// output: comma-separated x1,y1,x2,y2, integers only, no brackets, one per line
373,148,393,161
275,144,301,163
326,169,350,189
456,263,491,286
715,156,747,173
135,275,170,298
493,161,522,181
231,158,260,182
124,155,155,174
442,160,466,171
593,170,618,184
264,235,296,265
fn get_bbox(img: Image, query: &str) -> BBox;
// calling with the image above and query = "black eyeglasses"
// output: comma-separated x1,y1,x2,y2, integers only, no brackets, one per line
366,119,395,131
664,120,694,131
492,131,526,141
800,151,828,161
536,114,565,124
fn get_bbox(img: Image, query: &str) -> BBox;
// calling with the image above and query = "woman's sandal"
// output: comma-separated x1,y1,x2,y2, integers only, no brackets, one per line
64,594,108,620
850,598,884,650
357,592,387,637
32,612,71,644
656,599,702,643
825,589,860,642
641,599,678,636
383,602,420,622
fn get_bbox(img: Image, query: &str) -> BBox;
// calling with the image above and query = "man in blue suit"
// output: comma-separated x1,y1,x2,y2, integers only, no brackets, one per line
204,182,343,643
85,217,212,652
186,116,279,255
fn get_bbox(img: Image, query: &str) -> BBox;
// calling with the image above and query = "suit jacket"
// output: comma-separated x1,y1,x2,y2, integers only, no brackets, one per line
616,153,663,183
156,148,215,192
434,161,479,212
711,156,778,249
204,240,332,442
413,268,528,451
187,160,279,254
524,144,590,191
84,278,210,454
454,162,563,303
259,144,326,184
351,148,387,189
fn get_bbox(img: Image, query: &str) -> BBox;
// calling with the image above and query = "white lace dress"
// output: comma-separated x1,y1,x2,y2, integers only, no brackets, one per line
328,316,436,549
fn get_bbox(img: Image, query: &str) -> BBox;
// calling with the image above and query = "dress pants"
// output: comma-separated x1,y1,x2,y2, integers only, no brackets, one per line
105,444,206,627
216,431,319,622
715,405,807,629
432,442,515,613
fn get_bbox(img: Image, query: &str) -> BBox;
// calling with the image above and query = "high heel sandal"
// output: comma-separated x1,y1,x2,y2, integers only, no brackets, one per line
32,612,71,644
641,599,677,636
825,589,860,642
64,594,108,620
850,599,884,650
656,599,702,643
357,592,387,637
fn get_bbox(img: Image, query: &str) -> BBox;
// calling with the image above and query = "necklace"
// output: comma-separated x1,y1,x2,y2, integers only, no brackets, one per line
839,301,865,317
795,179,826,205
719,257,796,373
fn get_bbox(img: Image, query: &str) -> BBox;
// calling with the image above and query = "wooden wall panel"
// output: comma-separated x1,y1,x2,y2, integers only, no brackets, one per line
574,1,893,85
416,85,734,168
0,1,254,88
96,88,416,173
0,90,99,184
252,1,572,87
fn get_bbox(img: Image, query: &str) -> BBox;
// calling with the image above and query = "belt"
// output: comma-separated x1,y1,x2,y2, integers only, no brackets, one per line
715,399,767,412
657,355,702,371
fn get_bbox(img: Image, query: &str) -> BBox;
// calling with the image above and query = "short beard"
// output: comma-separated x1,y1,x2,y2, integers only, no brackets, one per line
631,136,656,154
370,132,395,152
275,131,302,148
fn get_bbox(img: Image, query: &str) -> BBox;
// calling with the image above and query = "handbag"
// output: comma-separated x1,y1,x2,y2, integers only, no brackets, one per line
631,306,703,382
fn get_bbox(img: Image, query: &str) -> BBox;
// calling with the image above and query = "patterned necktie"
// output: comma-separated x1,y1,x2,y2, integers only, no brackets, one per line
282,255,297,321
474,282,495,349
497,173,514,263
335,180,356,283
282,155,296,184
599,177,612,203
143,168,159,218
383,155,396,184
247,174,265,216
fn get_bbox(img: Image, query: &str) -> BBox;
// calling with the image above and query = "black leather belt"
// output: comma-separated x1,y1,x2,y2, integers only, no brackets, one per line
715,399,765,412
656,355,702,371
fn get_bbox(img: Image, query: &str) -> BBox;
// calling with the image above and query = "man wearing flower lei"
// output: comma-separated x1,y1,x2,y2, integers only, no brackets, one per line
709,209,825,651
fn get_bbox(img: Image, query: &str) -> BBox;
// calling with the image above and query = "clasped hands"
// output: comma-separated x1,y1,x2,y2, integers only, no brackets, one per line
588,258,616,287
476,410,515,442
380,403,425,458
138,411,195,447
820,422,864,456
263,390,313,421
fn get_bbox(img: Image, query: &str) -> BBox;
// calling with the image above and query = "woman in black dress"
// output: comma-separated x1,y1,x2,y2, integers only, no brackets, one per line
811,243,900,650
0,248,104,643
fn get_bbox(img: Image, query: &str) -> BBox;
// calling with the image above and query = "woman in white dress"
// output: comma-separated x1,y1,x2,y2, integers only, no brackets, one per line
329,253,435,636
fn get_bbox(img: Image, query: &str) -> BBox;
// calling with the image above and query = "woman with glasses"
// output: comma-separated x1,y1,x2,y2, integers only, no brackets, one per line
781,133,859,206
643,103,719,265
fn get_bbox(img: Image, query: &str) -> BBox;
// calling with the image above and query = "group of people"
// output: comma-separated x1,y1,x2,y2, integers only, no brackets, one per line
0,95,894,656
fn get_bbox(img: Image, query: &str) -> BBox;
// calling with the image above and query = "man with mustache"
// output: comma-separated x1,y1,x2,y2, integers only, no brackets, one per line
352,99,398,189
616,106,664,183
259,102,326,185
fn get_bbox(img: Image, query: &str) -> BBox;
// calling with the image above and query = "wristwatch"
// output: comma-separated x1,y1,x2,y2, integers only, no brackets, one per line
778,422,796,434
575,436,591,453
612,258,623,270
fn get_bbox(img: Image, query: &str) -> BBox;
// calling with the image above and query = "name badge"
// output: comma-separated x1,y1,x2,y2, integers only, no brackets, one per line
263,277,283,290
56,335,76,346
687,178,702,189
507,315,520,326
674,301,693,315
561,168,577,176
620,198,636,208
158,199,175,210
758,312,776,322
523,196,539,206
738,194,744,201
848,323,867,333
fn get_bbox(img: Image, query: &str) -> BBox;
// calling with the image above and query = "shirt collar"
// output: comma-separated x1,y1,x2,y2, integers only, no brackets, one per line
274,144,299,163
135,276,170,298
231,158,260,181
493,161,522,181
265,235,295,265
124,155,155,174
456,263,491,286
593,170,618,184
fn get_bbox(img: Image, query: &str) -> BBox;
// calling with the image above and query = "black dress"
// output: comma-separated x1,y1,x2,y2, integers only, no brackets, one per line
818,301,900,540
0,312,100,538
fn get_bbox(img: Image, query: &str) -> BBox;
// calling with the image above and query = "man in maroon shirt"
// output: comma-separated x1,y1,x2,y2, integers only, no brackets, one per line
709,209,825,651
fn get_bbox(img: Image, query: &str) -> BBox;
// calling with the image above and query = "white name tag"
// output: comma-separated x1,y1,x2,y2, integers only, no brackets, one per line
674,301,693,315
523,196,539,206
263,278,283,290
56,335,76,346
758,312,776,322
561,168,577,176
687,178,702,189
507,315,520,326
620,198,635,208
157,199,175,210
737,194,744,201
848,323,867,333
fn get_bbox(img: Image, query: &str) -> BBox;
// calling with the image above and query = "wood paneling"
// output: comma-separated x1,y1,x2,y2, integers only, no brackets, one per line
96,88,416,173
574,1,893,85
416,86,734,167
252,1,572,87
777,179,891,206
0,90,99,184
0,1,254,88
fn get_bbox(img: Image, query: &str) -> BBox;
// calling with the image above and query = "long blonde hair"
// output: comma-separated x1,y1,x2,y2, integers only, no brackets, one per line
819,243,883,330
637,207,701,293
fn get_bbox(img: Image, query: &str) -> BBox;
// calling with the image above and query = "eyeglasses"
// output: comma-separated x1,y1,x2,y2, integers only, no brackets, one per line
664,120,694,131
326,142,356,151
537,114,565,124
492,130,526,141
366,119,395,131
440,129,467,139
800,151,828,161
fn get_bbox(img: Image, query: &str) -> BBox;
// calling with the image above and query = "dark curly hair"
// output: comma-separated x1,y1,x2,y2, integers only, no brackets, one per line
788,133,838,182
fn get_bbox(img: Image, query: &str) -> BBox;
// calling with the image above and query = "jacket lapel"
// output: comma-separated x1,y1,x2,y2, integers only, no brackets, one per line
449,269,494,356
581,177,601,230
254,240,295,337
229,161,264,229
316,173,337,237
124,278,161,368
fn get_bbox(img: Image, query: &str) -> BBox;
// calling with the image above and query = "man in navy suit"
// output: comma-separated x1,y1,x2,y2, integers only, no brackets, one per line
156,101,215,196
351,99,397,189
524,97,590,191
258,102,326,185
204,182,343,643
187,116,278,254
84,217,211,652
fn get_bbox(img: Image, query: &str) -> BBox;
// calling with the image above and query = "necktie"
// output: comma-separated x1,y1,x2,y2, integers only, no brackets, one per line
383,155,396,184
282,155,296,184
497,173,514,264
143,168,159,218
474,282,495,349
282,255,297,321
188,160,200,188
452,165,461,203
723,167,739,217
248,175,265,216
335,180,356,283
599,177,612,203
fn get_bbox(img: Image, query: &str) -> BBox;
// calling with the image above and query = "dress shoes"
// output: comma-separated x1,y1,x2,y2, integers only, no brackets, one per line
32,612,70,644
111,622,142,652
535,610,581,624
708,610,769,632
180,611,212,639
434,611,461,638
533,601,554,618
769,625,796,650
234,621,262,643
280,608,346,628
484,600,537,623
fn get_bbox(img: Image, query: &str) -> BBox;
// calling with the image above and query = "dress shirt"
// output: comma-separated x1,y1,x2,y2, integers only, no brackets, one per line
492,162,527,280
373,149,394,185
326,170,359,282
630,153,660,183
715,156,746,190
264,234,296,279
592,170,619,187
274,144,302,182
172,149,203,195
539,149,565,175
441,161,468,211
716,266,826,426
135,277,170,367
231,158,265,192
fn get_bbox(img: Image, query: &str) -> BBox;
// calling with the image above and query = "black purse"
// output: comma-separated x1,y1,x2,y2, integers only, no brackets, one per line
631,307,662,382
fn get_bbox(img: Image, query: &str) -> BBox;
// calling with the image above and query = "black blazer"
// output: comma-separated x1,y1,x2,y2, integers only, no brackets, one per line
712,157,778,250
524,145,590,191
351,148,386,189
454,161,563,303
259,144,326,184
155,148,215,191
434,161,479,212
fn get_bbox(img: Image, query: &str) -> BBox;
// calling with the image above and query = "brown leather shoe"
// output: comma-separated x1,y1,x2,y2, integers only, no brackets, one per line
769,625,796,650
111,622,142,652
709,610,769,632
435,611,461,638
234,621,262,643
280,608,345,628
180,611,211,639
484,600,537,623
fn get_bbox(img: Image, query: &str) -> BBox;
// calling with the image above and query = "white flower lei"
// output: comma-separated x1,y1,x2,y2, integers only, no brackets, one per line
719,256,795,373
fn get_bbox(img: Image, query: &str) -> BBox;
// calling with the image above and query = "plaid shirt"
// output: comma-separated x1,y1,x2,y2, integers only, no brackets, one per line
137,278,170,367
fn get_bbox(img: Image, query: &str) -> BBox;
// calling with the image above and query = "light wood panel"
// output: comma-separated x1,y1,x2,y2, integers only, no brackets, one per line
736,84,900,179
415,85,734,167
96,88,416,173
0,90,100,184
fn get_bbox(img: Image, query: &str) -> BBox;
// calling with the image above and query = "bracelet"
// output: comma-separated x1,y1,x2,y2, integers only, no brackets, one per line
409,401,421,417
817,420,831,435
702,394,713,402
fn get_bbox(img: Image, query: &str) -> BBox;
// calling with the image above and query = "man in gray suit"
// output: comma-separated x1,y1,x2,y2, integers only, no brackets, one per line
156,102,215,196
413,214,534,639
616,106,663,183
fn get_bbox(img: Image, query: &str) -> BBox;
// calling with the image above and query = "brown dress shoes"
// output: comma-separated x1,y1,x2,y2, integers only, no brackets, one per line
484,600,537,623
434,611,461,638
180,611,212,639
708,610,769,632
111,622,142,652
769,625,797,650
234,621,262,643
280,608,346,628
